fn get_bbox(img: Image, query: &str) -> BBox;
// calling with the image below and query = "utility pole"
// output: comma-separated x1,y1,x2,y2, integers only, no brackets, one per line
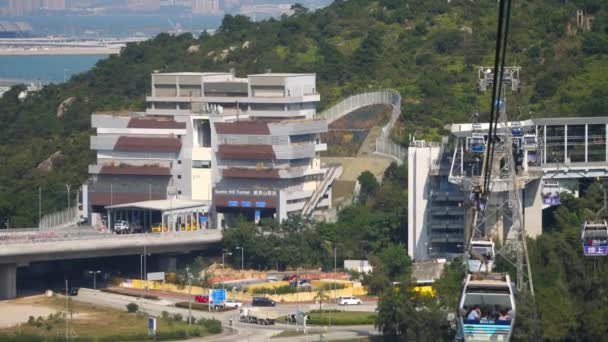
88,270,101,290
236,246,244,270
65,184,71,210
221,251,232,291
38,187,42,228
65,278,69,341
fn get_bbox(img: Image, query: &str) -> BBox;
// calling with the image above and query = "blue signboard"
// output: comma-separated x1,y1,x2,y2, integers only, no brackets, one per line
148,317,157,336
241,201,252,208
255,201,266,208
199,214,207,223
210,289,226,304
584,245,608,256
228,200,238,207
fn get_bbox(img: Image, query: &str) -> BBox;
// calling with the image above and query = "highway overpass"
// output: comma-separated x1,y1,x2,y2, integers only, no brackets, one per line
0,229,222,300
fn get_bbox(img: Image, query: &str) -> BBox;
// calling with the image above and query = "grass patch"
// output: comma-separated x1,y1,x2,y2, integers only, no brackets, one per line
0,295,221,341
174,301,235,312
306,311,377,326
272,330,306,338
100,288,160,300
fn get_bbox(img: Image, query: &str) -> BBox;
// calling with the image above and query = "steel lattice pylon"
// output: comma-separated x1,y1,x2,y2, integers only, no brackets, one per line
472,92,535,295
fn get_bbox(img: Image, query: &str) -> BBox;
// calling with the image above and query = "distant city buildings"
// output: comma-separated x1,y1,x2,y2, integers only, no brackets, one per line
0,0,331,16
127,0,160,11
192,0,220,15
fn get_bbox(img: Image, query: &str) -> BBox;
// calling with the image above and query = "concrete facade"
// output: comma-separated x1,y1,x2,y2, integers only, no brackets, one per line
407,141,441,261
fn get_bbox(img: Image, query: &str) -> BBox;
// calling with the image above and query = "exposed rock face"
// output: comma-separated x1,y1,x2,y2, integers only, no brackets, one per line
187,45,200,54
56,97,76,118
37,151,64,172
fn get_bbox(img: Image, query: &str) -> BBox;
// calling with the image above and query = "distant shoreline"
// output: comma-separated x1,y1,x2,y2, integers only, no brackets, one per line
0,47,118,56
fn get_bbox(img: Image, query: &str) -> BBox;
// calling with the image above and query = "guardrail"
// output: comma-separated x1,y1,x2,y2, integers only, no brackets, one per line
319,90,407,164
0,229,220,246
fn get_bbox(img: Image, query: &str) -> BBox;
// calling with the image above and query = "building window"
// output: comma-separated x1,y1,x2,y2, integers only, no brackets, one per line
178,160,182,165
192,160,212,169
178,190,182,195
178,175,182,179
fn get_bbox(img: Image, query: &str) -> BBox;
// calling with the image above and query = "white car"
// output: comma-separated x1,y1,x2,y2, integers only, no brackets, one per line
224,299,243,308
113,220,130,234
339,296,362,305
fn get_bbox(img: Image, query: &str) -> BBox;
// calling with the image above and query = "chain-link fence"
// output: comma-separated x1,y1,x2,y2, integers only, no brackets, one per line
320,90,407,163
39,206,79,229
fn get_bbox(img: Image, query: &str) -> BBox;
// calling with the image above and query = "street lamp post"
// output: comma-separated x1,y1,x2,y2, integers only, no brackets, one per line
186,267,192,325
221,251,232,291
65,184,71,210
235,246,244,270
88,270,101,290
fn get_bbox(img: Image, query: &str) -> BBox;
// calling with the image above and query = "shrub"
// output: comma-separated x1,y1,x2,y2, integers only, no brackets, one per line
161,310,170,321
197,318,223,334
172,313,183,322
126,302,139,313
109,276,125,286
27,316,35,325
320,283,346,291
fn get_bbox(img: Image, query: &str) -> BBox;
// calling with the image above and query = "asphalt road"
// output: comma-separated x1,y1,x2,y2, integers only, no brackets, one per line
71,288,379,341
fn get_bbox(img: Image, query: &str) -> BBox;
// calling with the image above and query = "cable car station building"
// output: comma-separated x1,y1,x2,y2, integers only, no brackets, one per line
87,71,336,231
408,116,608,261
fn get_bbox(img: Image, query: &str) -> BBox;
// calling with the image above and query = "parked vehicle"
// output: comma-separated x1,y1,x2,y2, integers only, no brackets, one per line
55,287,79,296
195,295,210,304
252,297,276,307
224,299,243,308
239,307,279,325
339,296,362,305
151,223,167,233
113,220,130,234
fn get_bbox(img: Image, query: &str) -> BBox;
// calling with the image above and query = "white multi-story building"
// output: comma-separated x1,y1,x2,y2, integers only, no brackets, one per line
89,71,339,227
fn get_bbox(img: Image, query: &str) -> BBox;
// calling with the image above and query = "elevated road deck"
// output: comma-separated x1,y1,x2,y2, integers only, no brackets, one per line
0,229,222,299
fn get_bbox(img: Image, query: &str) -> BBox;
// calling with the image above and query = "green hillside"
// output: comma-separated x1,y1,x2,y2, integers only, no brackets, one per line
0,0,607,227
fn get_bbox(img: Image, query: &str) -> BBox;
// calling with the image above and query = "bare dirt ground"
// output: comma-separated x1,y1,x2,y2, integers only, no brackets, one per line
0,296,58,328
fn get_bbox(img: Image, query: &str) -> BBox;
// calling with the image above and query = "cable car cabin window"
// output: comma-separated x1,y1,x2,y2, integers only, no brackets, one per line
470,246,493,260
523,135,537,146
465,285,511,295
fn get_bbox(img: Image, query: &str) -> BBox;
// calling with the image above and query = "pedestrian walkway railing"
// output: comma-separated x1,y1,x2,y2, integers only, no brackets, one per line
319,90,407,164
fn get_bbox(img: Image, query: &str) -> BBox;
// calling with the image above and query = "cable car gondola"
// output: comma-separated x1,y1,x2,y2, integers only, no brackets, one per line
581,221,608,256
467,240,495,273
469,133,486,154
522,134,538,151
541,180,561,206
457,273,515,342
510,122,523,137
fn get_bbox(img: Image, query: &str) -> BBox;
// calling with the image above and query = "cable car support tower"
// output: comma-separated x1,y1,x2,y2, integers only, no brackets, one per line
465,0,534,296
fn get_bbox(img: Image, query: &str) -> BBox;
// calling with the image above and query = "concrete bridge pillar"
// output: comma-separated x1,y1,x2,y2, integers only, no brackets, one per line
0,263,17,300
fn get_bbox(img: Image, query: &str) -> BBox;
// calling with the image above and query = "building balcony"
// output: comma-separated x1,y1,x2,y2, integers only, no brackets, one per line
217,143,317,160
220,165,325,179
90,136,182,153
89,164,172,177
